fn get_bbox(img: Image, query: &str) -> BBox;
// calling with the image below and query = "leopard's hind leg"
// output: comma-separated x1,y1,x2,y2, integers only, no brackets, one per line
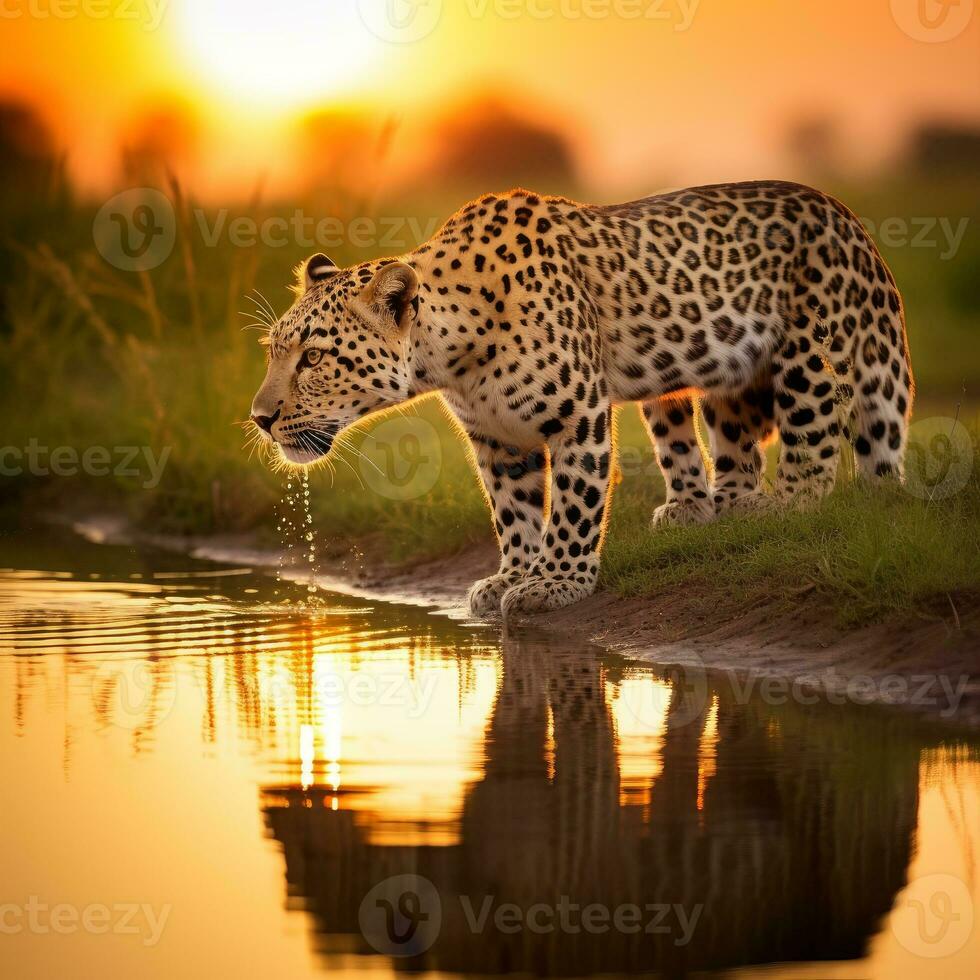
770,285,855,505
701,382,777,514
851,291,914,481
643,398,716,526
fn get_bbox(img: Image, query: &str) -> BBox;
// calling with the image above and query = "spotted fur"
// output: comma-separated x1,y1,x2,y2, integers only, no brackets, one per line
251,181,914,616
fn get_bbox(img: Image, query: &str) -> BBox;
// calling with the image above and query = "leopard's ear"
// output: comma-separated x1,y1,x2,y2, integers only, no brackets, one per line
298,253,339,294
359,262,418,335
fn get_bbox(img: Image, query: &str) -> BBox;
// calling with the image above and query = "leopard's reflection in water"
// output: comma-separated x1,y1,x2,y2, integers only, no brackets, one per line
262,630,922,976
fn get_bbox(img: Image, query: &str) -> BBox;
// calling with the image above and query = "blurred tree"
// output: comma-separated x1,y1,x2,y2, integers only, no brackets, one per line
784,115,842,178
119,100,199,185
905,121,980,176
295,108,396,211
0,100,65,321
0,100,57,191
424,93,580,197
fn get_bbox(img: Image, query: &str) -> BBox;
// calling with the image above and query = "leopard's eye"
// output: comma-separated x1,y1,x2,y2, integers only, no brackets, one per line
300,348,323,368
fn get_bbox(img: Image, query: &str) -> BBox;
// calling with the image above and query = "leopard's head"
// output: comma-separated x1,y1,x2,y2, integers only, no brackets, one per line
250,254,418,464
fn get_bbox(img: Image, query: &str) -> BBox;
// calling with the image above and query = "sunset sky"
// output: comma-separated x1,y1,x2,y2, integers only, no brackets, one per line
2,0,978,197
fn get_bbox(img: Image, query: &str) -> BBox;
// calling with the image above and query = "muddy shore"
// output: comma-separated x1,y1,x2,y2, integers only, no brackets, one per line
69,514,980,729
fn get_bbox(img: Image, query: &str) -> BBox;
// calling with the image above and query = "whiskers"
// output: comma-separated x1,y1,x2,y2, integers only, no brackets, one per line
239,288,280,338
238,411,391,493
237,417,277,466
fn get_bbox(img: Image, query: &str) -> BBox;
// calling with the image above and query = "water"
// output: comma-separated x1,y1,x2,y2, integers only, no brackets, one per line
0,528,977,979
276,471,322,605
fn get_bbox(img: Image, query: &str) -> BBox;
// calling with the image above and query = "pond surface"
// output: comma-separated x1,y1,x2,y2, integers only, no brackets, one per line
0,527,977,979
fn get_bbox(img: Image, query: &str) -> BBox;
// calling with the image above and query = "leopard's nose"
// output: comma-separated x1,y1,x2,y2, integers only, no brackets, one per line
252,408,281,433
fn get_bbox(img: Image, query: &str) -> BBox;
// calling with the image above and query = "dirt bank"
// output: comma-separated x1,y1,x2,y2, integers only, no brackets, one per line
70,514,980,729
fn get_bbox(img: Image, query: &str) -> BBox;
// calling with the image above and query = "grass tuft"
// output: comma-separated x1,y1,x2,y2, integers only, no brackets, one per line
601,440,980,627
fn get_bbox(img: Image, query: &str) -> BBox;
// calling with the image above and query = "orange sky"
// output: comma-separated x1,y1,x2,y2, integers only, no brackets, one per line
2,0,978,197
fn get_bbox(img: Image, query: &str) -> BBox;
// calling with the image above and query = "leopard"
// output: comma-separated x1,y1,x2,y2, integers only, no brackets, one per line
251,180,914,618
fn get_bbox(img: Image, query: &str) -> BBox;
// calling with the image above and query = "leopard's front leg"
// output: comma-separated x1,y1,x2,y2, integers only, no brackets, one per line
467,438,547,616
501,406,614,618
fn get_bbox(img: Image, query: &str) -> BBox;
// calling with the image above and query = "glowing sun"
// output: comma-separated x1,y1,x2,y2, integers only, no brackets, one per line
175,0,385,107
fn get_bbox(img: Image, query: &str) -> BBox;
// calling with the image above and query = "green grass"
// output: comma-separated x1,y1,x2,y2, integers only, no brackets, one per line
1,174,979,628
602,453,980,627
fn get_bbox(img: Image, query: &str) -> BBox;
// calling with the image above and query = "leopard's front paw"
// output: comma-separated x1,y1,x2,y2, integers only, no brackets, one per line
500,576,595,619
468,573,522,617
